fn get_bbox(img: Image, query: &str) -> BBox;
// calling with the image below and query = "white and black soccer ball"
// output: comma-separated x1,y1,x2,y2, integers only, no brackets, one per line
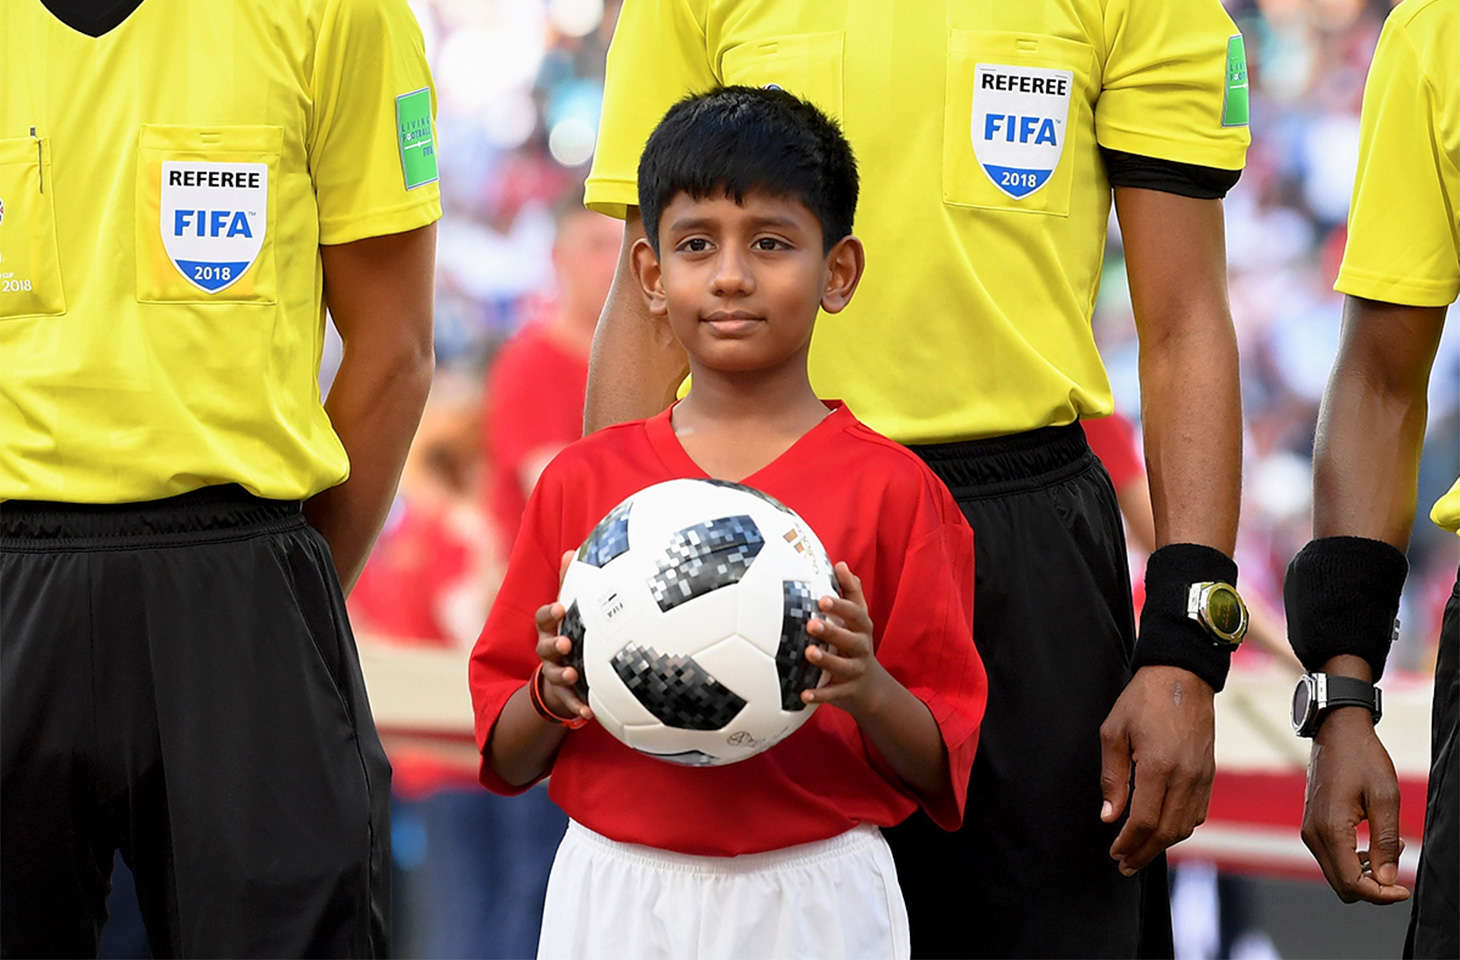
558,478,840,766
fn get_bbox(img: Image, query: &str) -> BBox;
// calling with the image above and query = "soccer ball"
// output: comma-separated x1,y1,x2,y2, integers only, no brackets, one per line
558,478,840,766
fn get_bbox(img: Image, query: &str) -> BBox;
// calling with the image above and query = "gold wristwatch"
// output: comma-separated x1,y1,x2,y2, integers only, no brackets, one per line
1186,581,1249,647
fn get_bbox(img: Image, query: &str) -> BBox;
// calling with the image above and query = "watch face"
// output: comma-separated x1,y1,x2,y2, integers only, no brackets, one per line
1292,676,1313,730
1206,585,1246,637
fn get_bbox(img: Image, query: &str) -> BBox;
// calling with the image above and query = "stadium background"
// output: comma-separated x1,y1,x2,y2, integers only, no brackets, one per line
96,0,1460,957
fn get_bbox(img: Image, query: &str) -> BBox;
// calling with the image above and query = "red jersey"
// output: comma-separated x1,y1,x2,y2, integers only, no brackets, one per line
484,323,589,558
469,402,986,856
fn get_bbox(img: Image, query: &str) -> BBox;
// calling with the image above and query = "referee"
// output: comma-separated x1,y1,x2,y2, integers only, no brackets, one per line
1,1,439,955
1284,1,1458,956
582,2,1250,956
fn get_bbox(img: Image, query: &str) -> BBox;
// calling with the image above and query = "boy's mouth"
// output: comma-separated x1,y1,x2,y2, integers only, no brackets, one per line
701,311,764,337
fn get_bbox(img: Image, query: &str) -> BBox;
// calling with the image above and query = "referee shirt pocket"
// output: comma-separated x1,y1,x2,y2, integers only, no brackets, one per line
942,30,1095,217
0,135,67,320
134,124,281,304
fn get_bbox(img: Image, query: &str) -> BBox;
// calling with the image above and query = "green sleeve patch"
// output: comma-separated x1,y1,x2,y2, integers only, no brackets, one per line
395,88,439,190
1222,35,1249,127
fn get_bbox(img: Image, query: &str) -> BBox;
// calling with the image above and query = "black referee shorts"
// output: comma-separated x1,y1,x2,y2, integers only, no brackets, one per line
1405,565,1459,959
884,423,1172,959
1,487,392,958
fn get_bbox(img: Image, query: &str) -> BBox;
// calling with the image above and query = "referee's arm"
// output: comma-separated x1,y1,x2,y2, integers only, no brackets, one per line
307,224,438,593
1100,187,1242,874
584,208,689,434
1301,296,1444,903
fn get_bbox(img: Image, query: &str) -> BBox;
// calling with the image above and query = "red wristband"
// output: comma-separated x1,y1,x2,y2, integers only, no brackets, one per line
530,663,588,729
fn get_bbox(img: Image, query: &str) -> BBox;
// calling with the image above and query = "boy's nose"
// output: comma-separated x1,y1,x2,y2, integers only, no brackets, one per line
709,251,755,296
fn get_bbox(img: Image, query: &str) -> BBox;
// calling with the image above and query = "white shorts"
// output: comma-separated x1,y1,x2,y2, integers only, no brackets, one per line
537,820,911,960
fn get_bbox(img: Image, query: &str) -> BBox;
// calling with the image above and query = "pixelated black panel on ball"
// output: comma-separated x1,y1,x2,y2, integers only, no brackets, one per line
611,642,747,730
578,500,631,567
649,515,763,612
560,601,589,699
775,580,822,711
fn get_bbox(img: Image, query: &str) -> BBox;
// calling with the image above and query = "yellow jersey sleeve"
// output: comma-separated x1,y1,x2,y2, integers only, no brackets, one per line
584,0,716,219
309,0,444,245
1095,0,1250,170
1335,12,1460,308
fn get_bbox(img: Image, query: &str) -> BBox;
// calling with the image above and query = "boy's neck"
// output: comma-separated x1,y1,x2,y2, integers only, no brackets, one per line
671,363,831,481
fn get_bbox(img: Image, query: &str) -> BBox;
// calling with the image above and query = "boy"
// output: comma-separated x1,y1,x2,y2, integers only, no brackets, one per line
468,88,985,960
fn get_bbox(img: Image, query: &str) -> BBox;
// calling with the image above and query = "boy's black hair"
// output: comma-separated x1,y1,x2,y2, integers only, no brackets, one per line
636,86,858,255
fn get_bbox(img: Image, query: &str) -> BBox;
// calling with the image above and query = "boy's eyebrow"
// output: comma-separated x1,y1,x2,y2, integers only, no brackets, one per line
667,213,805,233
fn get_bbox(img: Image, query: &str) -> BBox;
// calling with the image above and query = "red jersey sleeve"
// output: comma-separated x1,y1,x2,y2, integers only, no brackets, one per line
864,474,985,831
469,464,568,795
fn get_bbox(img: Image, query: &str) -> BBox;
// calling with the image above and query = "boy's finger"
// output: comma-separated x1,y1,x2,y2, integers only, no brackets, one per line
818,594,871,631
834,562,866,604
551,687,594,721
802,678,859,704
535,602,565,634
558,550,574,585
804,643,861,680
541,661,579,690
536,632,568,663
807,616,869,655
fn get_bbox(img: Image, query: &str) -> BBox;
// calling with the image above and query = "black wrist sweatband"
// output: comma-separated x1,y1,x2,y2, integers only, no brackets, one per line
1283,536,1407,681
1133,543,1240,692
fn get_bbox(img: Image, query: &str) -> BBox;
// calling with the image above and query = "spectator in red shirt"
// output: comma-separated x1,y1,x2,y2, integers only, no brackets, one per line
352,372,493,651
485,193,623,557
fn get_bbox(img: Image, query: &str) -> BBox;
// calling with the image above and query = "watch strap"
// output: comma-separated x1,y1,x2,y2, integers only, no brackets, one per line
1319,674,1381,717
1299,673,1382,737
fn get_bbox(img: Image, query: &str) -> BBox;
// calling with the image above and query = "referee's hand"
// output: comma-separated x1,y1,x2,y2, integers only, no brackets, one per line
1301,706,1409,904
1098,665,1215,875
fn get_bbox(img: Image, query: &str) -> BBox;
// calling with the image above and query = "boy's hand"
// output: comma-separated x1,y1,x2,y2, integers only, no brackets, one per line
801,562,893,721
534,551,593,723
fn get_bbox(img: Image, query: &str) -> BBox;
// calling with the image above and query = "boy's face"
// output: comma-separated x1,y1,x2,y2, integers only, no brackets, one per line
633,188,863,376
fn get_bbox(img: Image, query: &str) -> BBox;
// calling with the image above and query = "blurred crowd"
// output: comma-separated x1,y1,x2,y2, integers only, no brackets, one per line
325,0,1459,956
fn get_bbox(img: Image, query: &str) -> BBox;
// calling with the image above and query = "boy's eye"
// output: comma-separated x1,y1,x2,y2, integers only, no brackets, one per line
679,237,711,252
753,237,785,251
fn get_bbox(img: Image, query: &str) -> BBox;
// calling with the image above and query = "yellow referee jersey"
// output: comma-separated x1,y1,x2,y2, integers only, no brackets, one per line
586,0,1250,444
0,0,443,503
1334,0,1460,535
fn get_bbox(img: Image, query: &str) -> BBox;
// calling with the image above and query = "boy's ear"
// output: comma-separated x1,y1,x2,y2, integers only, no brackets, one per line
820,235,865,315
631,237,668,317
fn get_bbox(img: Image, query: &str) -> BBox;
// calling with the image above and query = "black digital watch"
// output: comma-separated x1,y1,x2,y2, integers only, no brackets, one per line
1291,673,1383,738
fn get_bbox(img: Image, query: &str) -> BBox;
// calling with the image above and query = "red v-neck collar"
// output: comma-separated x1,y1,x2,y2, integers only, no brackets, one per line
643,400,853,486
